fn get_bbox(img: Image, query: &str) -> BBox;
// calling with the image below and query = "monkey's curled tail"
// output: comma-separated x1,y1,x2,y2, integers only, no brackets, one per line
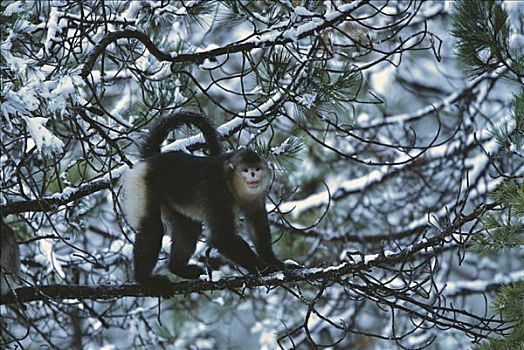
141,112,223,158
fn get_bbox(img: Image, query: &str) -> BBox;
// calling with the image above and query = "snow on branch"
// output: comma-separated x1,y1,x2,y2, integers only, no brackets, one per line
23,117,64,157
357,67,507,130
444,270,524,297
81,2,367,80
274,128,499,217
0,176,116,215
165,92,283,153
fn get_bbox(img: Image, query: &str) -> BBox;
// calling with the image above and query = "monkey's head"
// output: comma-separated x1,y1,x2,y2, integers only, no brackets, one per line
227,150,271,203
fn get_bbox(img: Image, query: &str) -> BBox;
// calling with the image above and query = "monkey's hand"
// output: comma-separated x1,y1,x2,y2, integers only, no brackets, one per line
257,259,286,275
137,274,174,291
169,264,205,279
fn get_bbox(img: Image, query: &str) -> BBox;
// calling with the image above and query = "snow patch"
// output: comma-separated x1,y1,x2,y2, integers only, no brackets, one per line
2,1,25,16
24,117,64,157
37,239,65,279
297,93,316,108
294,6,316,17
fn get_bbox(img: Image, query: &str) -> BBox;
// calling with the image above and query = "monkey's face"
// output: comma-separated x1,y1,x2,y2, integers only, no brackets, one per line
229,161,270,202
227,150,271,203
240,166,264,189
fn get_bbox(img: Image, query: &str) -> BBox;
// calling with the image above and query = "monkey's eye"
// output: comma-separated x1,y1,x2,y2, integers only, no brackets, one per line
242,168,249,173
256,168,261,171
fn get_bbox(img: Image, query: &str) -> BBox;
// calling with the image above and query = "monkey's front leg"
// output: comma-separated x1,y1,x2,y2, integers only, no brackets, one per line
245,211,285,271
207,211,269,273
210,233,270,273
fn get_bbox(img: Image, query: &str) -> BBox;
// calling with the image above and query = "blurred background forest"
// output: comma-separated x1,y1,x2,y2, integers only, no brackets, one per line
1,0,523,349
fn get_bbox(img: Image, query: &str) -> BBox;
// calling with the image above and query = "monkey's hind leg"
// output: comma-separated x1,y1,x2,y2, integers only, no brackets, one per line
163,207,205,279
123,163,167,285
132,202,166,284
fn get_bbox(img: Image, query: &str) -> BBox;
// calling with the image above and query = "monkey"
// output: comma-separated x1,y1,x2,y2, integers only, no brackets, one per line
121,112,285,286
1,216,20,296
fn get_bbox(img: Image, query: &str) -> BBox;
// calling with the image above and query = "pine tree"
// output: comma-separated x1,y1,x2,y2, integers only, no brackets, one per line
453,1,524,349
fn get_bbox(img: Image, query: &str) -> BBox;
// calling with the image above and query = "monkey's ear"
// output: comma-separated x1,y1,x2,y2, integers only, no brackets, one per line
228,163,235,170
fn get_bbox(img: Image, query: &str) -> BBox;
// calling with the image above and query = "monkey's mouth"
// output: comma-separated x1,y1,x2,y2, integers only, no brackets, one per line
246,181,260,189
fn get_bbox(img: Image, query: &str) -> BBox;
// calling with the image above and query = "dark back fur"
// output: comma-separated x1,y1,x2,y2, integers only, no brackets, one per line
141,112,223,158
